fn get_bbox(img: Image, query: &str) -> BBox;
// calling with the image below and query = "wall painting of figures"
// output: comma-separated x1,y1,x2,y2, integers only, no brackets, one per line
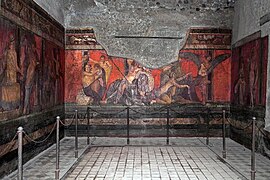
231,36,268,107
0,16,65,117
20,30,42,114
261,36,268,106
0,17,20,112
65,28,232,106
43,41,64,109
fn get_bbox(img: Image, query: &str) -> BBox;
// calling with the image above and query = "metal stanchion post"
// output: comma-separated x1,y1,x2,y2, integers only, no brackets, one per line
87,107,90,145
17,127,23,180
127,107,130,145
55,116,60,180
251,117,256,180
167,107,170,145
206,113,210,145
222,110,226,158
75,110,78,158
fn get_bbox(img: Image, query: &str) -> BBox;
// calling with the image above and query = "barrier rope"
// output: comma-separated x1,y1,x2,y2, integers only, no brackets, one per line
90,136,97,145
65,113,76,119
0,132,18,157
59,118,75,127
129,107,166,115
59,111,78,127
129,116,137,121
255,124,269,138
168,107,225,125
208,111,223,121
167,108,182,116
226,118,253,131
79,112,88,122
87,107,127,116
23,122,57,144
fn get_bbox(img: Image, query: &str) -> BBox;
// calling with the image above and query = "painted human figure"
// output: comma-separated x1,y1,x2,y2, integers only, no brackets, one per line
23,42,39,114
155,61,192,104
248,50,258,107
53,49,61,105
89,55,112,84
153,73,191,104
113,60,142,104
197,56,211,104
0,34,22,111
131,70,155,105
5,35,22,85
83,63,106,104
82,64,95,88
234,61,246,105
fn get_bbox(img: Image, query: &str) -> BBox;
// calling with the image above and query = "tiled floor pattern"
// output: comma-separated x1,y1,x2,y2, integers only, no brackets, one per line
4,137,89,180
4,137,270,180
65,146,242,180
91,137,204,147
199,137,270,180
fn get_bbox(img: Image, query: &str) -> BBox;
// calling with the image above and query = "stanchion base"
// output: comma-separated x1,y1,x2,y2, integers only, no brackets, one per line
75,150,78,158
55,169,60,180
166,139,169,145
251,170,256,180
222,151,226,159
87,138,90,145
127,139,130,145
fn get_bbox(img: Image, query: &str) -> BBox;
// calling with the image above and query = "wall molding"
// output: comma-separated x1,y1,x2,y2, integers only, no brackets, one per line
0,0,64,47
260,12,270,26
232,31,261,48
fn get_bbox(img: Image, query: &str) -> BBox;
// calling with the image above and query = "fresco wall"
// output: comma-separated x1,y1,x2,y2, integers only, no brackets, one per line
0,17,64,116
65,29,232,106
229,34,269,153
231,36,268,107
0,0,65,177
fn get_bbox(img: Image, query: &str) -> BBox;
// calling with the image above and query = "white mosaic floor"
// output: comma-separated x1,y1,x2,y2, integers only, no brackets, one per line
65,146,242,180
4,137,270,180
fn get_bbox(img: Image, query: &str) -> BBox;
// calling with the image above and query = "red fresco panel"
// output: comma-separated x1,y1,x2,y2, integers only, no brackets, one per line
240,39,260,106
262,36,268,105
59,47,65,104
64,41,232,105
231,48,240,104
29,35,42,110
179,49,201,77
65,50,83,102
151,69,162,89
232,38,265,107
212,50,231,102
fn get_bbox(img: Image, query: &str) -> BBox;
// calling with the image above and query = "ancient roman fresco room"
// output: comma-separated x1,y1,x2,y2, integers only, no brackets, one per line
1,0,270,179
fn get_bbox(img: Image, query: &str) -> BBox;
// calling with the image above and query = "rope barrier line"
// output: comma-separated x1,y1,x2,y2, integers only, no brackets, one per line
82,112,87,119
208,111,223,121
129,107,166,115
65,113,76,120
256,124,269,138
129,116,137,121
59,118,75,127
78,112,88,122
226,118,253,131
0,132,18,157
88,107,127,116
90,136,97,145
60,110,78,127
23,122,57,144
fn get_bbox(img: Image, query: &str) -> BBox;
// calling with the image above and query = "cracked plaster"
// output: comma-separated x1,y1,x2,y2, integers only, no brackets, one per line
64,0,234,68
